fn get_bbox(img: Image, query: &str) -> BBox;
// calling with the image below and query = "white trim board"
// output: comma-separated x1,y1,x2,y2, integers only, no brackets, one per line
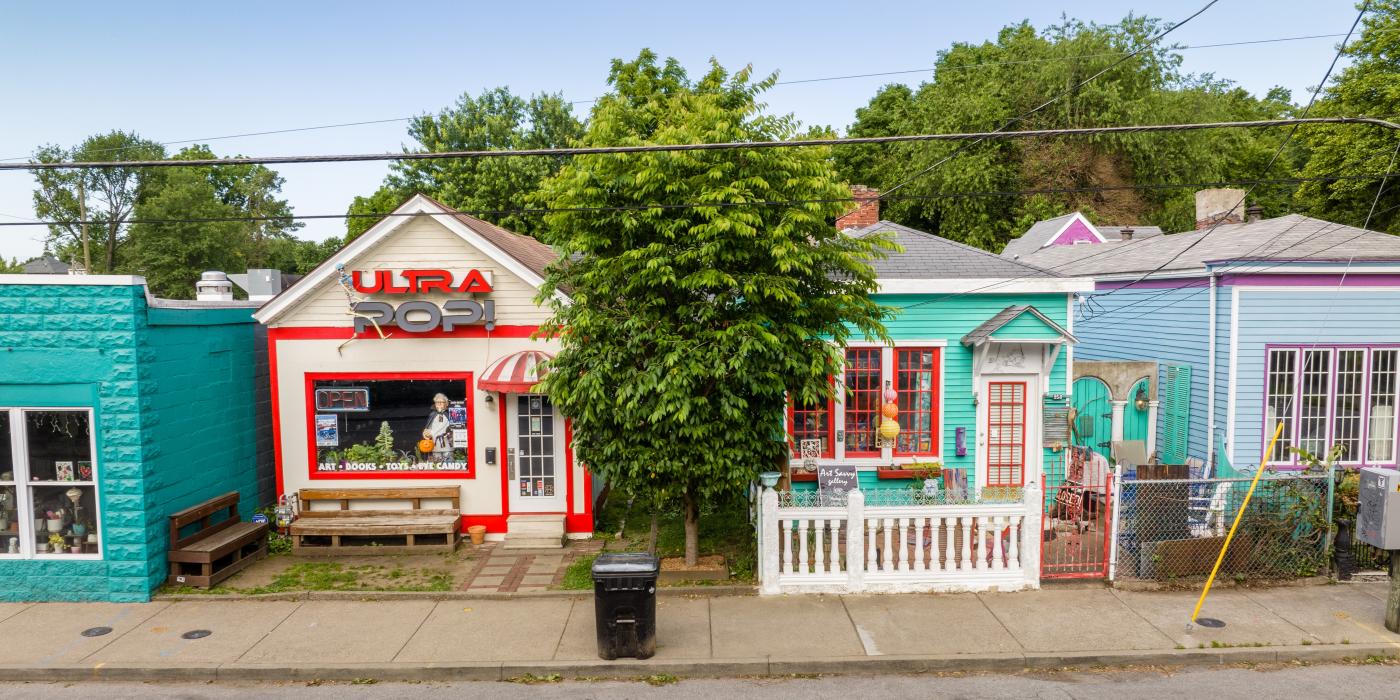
1043,212,1105,247
0,274,146,286
876,278,1095,294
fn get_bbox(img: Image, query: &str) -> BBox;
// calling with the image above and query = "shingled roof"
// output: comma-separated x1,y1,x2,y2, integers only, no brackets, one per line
848,220,1061,279
1015,214,1400,276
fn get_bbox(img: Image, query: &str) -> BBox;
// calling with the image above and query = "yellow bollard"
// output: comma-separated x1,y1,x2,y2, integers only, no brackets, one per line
1190,421,1286,626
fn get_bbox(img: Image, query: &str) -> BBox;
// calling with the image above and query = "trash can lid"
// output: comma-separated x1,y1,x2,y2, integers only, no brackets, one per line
592,552,660,577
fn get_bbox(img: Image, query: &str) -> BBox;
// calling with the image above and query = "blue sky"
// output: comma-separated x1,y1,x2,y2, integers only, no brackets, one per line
0,0,1365,261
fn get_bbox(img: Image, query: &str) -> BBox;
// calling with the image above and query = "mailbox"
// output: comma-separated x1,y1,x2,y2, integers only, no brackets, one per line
1356,467,1400,550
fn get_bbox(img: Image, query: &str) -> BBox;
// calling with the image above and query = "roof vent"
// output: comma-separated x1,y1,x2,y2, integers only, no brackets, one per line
1120,227,1134,241
1245,204,1264,224
195,271,234,301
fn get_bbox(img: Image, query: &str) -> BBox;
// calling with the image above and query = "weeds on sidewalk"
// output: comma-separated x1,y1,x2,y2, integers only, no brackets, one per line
507,673,563,684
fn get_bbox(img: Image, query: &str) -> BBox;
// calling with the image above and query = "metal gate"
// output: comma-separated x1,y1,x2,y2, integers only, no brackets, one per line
1041,447,1113,579
1071,377,1113,460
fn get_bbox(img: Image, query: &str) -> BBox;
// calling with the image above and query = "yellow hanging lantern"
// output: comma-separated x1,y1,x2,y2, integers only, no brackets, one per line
879,418,900,440
881,401,899,419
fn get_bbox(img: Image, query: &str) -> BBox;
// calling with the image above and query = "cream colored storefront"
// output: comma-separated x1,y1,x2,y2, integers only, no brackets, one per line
254,195,591,539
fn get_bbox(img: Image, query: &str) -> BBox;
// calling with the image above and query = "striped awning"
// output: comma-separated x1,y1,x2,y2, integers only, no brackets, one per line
479,350,553,393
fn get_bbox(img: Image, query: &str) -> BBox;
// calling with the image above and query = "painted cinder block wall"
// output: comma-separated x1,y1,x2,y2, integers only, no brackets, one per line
0,282,261,602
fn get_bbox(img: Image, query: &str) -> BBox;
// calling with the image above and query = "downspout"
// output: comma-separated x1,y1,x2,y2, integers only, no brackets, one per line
1207,271,1217,475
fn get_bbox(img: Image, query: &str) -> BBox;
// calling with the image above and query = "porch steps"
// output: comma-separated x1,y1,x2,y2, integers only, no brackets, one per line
503,515,565,550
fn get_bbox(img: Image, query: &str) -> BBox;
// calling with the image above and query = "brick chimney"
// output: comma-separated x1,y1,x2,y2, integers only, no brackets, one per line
836,185,880,231
1194,188,1246,230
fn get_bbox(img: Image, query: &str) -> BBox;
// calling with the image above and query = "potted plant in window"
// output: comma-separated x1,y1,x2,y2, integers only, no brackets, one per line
47,533,64,554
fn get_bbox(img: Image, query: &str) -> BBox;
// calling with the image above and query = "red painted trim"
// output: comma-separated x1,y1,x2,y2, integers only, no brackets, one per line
268,324,539,341
843,347,883,458
269,333,285,498
787,376,836,458
303,371,477,480
460,514,508,533
565,513,593,534
565,419,575,519
986,381,1027,487
498,395,510,519
893,347,941,458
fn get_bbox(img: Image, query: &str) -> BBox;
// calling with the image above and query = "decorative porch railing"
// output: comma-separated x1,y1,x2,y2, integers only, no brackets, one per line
758,485,1042,594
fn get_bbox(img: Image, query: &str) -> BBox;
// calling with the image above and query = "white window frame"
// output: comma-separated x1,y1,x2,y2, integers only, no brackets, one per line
0,407,103,560
787,339,947,468
1264,346,1400,468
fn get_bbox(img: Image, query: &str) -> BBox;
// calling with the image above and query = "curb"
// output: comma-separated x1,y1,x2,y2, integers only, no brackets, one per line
1,644,1394,683
153,585,757,603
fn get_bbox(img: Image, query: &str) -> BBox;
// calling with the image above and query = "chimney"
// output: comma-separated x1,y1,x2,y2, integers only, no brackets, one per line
836,185,880,231
1119,226,1134,241
1194,188,1246,230
1245,204,1264,224
195,270,234,301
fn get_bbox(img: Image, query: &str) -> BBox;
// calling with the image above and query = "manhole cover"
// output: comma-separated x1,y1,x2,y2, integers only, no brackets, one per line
81,627,113,637
181,629,212,640
1195,617,1227,628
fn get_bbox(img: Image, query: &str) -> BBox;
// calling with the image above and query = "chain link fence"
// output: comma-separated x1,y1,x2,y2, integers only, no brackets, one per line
1113,474,1330,584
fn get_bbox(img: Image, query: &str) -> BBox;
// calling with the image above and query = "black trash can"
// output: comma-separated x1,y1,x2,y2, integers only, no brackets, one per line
592,552,659,660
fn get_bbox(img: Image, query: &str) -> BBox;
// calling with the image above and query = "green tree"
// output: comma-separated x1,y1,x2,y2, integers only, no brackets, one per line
30,131,165,272
1294,1,1400,233
346,87,585,239
837,16,1294,249
124,145,304,298
0,257,22,274
534,51,893,565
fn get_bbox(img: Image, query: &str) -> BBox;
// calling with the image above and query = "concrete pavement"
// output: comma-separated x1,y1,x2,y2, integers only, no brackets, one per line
0,582,1396,681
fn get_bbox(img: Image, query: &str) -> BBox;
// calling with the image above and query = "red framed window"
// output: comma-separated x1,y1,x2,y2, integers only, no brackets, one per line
843,347,883,456
894,348,940,456
304,372,476,479
986,381,1026,486
788,388,834,459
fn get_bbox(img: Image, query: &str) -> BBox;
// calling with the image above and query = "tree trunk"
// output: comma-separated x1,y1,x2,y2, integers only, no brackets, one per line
647,513,659,555
683,491,699,567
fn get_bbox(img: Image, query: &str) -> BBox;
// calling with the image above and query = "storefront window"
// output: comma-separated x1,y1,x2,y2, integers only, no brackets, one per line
310,376,475,476
1,409,101,558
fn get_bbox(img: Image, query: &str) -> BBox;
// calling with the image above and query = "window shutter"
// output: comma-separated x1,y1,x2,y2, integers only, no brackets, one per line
1160,364,1192,463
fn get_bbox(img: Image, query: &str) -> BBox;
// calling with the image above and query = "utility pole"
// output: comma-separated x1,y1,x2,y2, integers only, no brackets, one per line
77,176,91,274
1388,551,1400,633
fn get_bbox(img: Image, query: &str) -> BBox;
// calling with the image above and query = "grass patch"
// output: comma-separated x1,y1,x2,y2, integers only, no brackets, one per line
560,554,598,590
507,673,563,684
591,493,756,584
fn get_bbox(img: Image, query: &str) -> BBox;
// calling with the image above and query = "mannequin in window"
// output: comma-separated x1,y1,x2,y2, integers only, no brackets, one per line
422,393,453,462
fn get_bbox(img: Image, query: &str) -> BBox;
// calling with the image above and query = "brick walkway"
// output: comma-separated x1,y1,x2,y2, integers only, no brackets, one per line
460,539,604,593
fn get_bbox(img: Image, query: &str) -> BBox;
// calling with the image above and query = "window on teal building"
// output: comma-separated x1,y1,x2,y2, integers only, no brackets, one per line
0,409,101,559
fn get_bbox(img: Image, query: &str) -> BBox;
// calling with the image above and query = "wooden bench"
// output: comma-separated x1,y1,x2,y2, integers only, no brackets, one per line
290,487,460,554
167,492,268,588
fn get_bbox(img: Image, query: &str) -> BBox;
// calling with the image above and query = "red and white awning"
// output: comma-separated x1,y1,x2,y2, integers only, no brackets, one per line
479,350,554,393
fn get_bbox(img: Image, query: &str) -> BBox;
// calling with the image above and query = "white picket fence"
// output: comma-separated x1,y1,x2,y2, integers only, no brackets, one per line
758,486,1042,594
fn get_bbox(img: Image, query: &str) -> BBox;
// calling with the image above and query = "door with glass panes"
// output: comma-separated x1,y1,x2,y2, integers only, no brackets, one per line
507,395,566,512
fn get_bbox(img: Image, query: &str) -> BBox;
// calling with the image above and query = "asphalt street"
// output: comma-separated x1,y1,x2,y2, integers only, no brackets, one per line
4,662,1400,699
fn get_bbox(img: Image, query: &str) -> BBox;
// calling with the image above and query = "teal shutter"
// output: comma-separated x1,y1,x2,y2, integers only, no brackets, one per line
1160,364,1192,463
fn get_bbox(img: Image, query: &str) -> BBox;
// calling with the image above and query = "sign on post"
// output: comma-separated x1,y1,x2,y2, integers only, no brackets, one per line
818,464,857,498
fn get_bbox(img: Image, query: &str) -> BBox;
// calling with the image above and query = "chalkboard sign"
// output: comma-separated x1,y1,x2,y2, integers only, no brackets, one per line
818,464,857,496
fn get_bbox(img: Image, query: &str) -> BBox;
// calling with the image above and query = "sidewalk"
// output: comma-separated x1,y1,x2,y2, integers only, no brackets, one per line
0,582,1396,682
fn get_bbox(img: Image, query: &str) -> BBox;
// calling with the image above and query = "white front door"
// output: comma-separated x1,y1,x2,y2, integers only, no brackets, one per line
507,394,567,513
976,373,1041,494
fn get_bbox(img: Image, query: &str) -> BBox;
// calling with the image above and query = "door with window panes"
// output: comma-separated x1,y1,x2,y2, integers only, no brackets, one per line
0,409,101,559
507,395,567,512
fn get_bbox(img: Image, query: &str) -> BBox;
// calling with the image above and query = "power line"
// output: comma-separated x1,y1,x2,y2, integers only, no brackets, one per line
3,172,1394,229
1088,2,1372,301
877,0,1222,200
2,30,1368,165
12,117,1400,172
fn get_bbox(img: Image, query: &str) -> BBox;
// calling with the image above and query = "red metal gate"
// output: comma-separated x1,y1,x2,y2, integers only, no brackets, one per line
1040,447,1113,579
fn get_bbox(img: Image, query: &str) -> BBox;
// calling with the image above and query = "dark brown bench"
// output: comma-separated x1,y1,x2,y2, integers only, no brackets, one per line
290,487,460,554
167,491,268,588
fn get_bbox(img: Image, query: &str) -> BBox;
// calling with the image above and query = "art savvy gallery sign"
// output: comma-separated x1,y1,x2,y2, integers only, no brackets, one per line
351,268,497,333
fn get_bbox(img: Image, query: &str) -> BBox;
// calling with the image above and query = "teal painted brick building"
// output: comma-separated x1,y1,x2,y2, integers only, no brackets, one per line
0,275,263,602
787,220,1092,495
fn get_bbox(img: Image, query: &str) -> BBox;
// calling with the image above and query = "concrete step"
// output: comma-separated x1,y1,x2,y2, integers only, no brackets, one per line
504,515,565,550
502,537,566,550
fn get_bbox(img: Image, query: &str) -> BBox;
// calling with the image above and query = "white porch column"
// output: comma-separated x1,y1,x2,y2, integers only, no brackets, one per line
760,488,780,595
1022,480,1042,589
846,489,865,589
1110,400,1127,443
1146,400,1160,459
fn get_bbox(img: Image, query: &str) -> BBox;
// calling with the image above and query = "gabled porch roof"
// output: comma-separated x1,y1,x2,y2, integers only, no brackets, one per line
961,305,1078,347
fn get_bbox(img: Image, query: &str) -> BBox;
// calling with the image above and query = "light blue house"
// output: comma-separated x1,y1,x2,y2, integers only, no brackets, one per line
1009,189,1400,475
0,274,267,601
786,217,1092,495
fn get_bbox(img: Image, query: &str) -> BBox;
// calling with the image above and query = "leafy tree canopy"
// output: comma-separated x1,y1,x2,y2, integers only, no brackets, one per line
837,15,1296,250
345,87,585,239
1294,0,1400,233
534,50,894,564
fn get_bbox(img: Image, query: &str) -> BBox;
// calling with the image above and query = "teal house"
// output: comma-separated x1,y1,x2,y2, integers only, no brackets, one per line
786,208,1092,496
0,274,265,602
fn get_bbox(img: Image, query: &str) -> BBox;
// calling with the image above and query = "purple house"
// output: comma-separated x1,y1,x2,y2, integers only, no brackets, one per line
1006,189,1400,476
